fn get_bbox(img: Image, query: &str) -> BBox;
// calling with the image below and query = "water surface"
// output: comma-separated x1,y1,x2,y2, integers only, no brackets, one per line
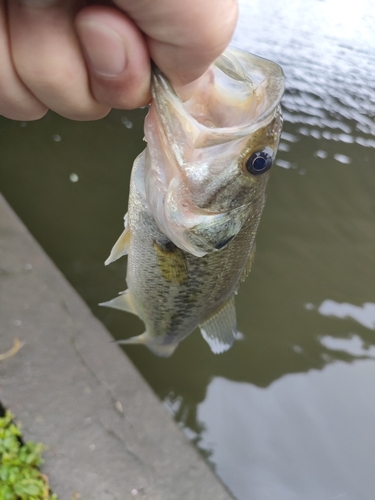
0,0,374,498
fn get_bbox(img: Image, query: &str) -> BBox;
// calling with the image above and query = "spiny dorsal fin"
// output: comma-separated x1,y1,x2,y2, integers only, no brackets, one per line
241,243,256,283
199,296,238,354
105,213,131,265
99,289,137,316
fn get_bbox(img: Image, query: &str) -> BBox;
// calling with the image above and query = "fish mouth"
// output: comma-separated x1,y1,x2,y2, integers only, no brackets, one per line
151,46,285,148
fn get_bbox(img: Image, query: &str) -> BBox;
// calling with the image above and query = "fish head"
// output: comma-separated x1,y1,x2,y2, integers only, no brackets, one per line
145,47,285,256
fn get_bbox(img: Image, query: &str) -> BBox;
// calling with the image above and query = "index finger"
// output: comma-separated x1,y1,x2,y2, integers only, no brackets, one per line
113,0,238,86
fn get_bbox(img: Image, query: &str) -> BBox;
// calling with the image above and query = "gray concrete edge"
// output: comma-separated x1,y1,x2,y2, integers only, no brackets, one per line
0,192,234,500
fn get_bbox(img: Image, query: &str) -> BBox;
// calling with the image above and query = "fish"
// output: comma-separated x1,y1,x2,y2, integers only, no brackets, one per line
101,47,285,357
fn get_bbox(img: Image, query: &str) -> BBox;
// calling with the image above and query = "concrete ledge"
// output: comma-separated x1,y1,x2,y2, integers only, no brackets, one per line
0,193,233,500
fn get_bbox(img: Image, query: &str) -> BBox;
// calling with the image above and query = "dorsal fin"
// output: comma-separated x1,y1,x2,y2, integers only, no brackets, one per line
199,296,238,354
105,213,131,265
99,289,137,316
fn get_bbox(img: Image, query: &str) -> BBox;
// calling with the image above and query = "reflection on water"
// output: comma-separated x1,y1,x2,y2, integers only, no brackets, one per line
317,300,375,330
198,361,375,500
320,334,375,358
0,0,374,498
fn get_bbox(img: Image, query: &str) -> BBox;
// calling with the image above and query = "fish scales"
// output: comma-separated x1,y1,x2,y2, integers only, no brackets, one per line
130,152,257,328
102,47,285,356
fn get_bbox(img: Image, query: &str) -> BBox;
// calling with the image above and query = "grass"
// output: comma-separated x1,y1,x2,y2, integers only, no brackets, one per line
0,410,57,500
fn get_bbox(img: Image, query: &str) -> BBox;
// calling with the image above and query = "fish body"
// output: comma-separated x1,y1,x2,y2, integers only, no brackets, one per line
102,47,284,356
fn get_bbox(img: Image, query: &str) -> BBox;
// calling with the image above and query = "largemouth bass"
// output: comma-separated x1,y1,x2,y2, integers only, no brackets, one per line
102,47,284,357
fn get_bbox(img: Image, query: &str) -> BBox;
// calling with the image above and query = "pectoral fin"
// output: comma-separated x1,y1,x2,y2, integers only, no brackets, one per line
105,213,131,265
116,332,178,357
185,203,251,256
241,243,256,283
99,289,137,316
199,296,239,354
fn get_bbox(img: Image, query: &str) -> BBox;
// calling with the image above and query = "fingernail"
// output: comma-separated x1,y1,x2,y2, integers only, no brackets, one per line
77,22,127,78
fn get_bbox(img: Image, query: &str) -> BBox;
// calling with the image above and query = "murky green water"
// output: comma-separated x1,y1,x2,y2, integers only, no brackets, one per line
1,0,374,498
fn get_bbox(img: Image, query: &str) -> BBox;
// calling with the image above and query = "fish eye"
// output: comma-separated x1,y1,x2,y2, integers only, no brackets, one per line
245,151,273,175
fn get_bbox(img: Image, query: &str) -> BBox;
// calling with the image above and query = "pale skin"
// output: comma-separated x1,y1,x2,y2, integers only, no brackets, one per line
0,0,238,121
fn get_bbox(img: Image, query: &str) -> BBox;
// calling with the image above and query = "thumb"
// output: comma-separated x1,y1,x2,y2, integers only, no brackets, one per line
76,6,151,110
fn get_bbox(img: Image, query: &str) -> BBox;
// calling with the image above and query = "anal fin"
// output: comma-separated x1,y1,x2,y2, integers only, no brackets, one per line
199,296,239,354
105,213,131,265
116,332,178,358
99,289,137,316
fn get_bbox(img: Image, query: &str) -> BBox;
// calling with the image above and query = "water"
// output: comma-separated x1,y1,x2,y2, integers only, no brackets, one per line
1,0,375,498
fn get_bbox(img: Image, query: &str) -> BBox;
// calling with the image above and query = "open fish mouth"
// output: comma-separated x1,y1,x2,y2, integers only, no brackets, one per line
144,48,284,255
151,46,285,148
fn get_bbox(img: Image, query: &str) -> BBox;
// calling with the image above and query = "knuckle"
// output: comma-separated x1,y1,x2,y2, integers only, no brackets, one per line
0,94,48,121
63,105,110,121
0,73,48,120
0,107,48,121
15,63,110,120
22,63,79,94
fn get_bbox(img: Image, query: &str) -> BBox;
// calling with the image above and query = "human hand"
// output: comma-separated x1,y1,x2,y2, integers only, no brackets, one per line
0,0,238,121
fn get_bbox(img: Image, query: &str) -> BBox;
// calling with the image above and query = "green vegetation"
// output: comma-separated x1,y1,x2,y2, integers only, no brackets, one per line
0,410,57,500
